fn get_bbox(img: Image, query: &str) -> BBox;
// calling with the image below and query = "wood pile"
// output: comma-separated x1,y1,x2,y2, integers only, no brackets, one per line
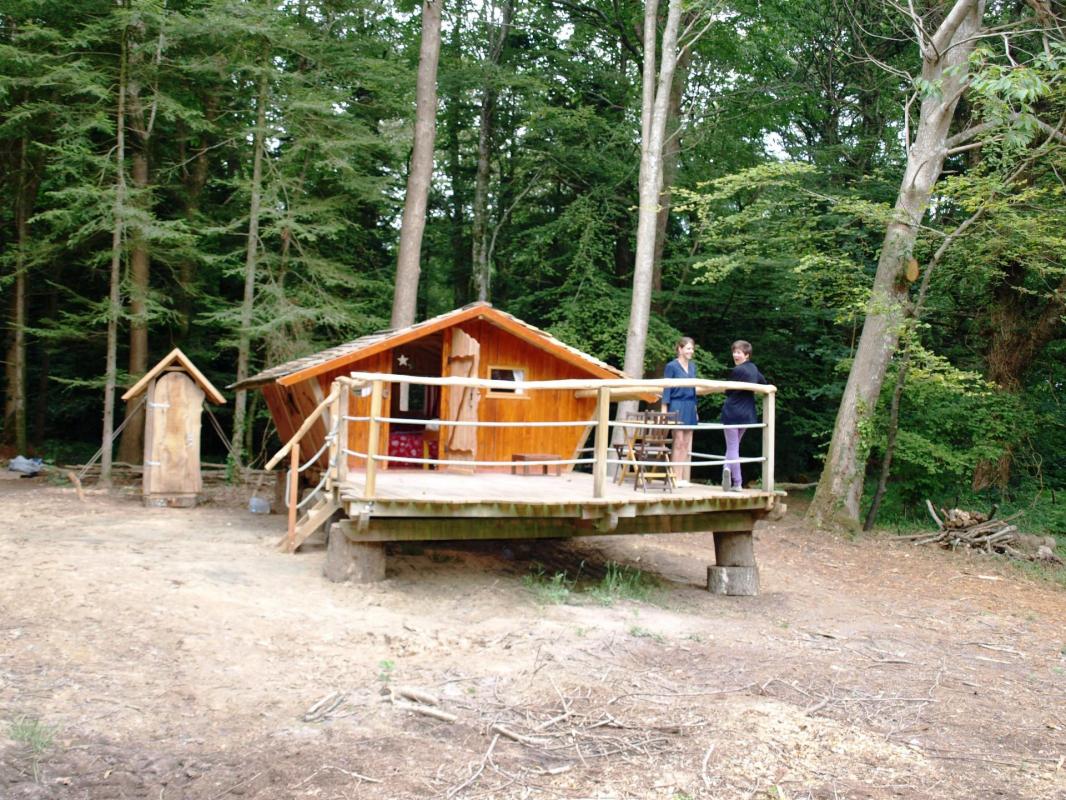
906,500,1063,564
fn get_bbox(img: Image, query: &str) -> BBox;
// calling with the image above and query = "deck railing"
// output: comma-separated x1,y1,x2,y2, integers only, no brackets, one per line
323,372,776,499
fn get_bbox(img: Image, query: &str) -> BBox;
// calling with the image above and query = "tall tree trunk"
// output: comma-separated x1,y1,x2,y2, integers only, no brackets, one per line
116,149,150,463
176,94,216,341
623,0,683,382
611,0,683,455
444,4,468,308
864,203,989,529
391,0,443,329
32,278,57,449
101,15,129,487
2,136,36,453
471,0,512,303
808,0,985,529
231,56,270,470
652,21,690,295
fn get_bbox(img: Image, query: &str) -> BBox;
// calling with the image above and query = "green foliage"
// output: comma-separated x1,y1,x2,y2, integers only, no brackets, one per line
522,565,573,605
522,561,660,606
9,716,53,753
377,659,395,684
628,625,665,643
586,561,659,606
867,348,1022,504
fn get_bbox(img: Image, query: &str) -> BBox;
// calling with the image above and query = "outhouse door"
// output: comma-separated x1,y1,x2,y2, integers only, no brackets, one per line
443,328,479,471
143,370,205,501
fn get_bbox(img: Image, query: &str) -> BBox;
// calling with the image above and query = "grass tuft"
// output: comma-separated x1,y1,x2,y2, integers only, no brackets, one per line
586,561,659,606
522,565,574,605
10,716,52,754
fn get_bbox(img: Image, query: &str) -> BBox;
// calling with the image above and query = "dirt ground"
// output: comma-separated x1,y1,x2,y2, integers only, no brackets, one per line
1,475,1064,800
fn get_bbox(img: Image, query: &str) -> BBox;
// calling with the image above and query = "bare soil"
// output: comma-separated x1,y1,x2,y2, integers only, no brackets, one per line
1,475,1064,799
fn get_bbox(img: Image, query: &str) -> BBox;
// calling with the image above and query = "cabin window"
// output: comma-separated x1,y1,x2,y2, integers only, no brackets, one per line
488,366,526,397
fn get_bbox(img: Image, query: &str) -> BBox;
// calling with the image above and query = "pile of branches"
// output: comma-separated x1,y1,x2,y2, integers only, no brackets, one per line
907,501,1062,564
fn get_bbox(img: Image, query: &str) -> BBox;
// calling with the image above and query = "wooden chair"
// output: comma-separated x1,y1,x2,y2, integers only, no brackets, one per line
633,411,678,492
614,411,646,485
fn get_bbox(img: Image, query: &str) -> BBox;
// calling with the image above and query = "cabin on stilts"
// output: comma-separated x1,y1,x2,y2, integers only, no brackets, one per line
232,302,783,595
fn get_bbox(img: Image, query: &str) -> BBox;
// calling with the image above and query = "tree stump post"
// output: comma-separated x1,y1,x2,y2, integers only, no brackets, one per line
707,530,758,596
324,525,385,583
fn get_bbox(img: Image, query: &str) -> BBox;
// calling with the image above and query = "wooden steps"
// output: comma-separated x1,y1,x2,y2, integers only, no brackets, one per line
278,492,341,553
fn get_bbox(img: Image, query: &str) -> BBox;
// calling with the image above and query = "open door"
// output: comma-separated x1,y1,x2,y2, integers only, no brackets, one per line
443,328,479,472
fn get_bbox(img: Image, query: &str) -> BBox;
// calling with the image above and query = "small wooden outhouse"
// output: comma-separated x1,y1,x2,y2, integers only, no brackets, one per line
122,348,226,507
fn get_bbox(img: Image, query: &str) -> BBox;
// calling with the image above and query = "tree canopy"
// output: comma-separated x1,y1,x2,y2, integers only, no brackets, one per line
2,0,1064,533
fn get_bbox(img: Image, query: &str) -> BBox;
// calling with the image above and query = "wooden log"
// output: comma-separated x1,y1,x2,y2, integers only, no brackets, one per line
708,530,758,596
761,391,775,493
323,526,385,583
707,565,759,596
593,385,610,498
287,443,300,552
713,530,755,567
364,380,384,498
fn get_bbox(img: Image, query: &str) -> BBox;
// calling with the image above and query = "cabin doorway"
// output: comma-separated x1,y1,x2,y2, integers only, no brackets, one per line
386,333,443,468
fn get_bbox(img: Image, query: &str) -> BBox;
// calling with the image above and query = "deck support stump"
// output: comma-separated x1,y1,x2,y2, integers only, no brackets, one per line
708,530,758,596
324,527,385,583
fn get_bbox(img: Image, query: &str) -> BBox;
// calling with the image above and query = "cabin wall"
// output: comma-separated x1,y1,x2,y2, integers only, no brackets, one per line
261,318,604,475
455,320,597,472
320,350,391,472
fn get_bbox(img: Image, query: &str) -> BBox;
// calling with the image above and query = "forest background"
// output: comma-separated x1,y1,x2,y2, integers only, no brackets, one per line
1,0,1064,536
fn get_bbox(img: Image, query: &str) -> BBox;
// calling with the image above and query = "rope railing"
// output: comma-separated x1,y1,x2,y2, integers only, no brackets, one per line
342,450,764,470
270,372,776,506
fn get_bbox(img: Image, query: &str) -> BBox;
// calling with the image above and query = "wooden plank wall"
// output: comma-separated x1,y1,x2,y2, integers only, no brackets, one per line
261,320,602,474
319,350,391,472
459,319,596,472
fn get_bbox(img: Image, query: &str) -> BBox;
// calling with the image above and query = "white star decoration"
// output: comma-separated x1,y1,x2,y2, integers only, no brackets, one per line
397,354,410,367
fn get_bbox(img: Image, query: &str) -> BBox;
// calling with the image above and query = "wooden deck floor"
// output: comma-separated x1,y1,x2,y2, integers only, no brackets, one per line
331,470,781,594
338,470,778,514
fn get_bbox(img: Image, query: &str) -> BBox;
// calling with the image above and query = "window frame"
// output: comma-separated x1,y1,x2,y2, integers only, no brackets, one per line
486,365,529,398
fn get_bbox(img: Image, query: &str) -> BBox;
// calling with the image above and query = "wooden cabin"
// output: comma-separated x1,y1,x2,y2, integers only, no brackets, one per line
235,304,783,597
232,302,628,475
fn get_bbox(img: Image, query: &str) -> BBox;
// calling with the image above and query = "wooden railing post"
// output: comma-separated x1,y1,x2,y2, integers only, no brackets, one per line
593,385,610,498
762,390,775,493
364,379,384,499
326,385,340,492
287,442,300,551
336,380,350,486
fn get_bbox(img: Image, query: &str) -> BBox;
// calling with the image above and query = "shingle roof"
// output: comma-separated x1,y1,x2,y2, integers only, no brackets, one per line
229,302,625,390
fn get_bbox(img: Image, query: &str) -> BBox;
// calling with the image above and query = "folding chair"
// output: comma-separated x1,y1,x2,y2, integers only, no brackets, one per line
613,411,646,485
633,411,678,492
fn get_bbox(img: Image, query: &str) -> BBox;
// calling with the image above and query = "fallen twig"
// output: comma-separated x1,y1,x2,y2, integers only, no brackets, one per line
394,685,440,706
491,723,548,746
392,700,457,722
446,734,499,798
701,743,716,789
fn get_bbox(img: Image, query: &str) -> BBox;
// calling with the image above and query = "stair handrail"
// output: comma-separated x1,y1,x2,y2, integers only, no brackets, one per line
265,386,341,552
265,387,341,471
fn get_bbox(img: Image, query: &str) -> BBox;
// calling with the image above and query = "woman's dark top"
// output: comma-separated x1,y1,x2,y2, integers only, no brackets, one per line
721,360,767,425
662,359,698,425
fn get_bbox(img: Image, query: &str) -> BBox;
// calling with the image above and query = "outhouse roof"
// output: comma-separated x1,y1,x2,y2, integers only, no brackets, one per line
229,302,627,391
122,348,226,404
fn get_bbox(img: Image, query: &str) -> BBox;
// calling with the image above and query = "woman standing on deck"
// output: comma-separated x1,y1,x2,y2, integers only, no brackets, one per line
721,340,766,491
661,337,697,487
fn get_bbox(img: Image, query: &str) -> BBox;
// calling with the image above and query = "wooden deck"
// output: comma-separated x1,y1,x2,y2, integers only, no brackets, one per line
334,471,782,543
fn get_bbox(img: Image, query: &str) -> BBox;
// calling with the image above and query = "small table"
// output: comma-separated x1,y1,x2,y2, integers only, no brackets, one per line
511,452,562,476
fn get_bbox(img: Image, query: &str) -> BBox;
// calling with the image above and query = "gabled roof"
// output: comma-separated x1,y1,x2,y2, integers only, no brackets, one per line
122,347,226,404
230,302,626,390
